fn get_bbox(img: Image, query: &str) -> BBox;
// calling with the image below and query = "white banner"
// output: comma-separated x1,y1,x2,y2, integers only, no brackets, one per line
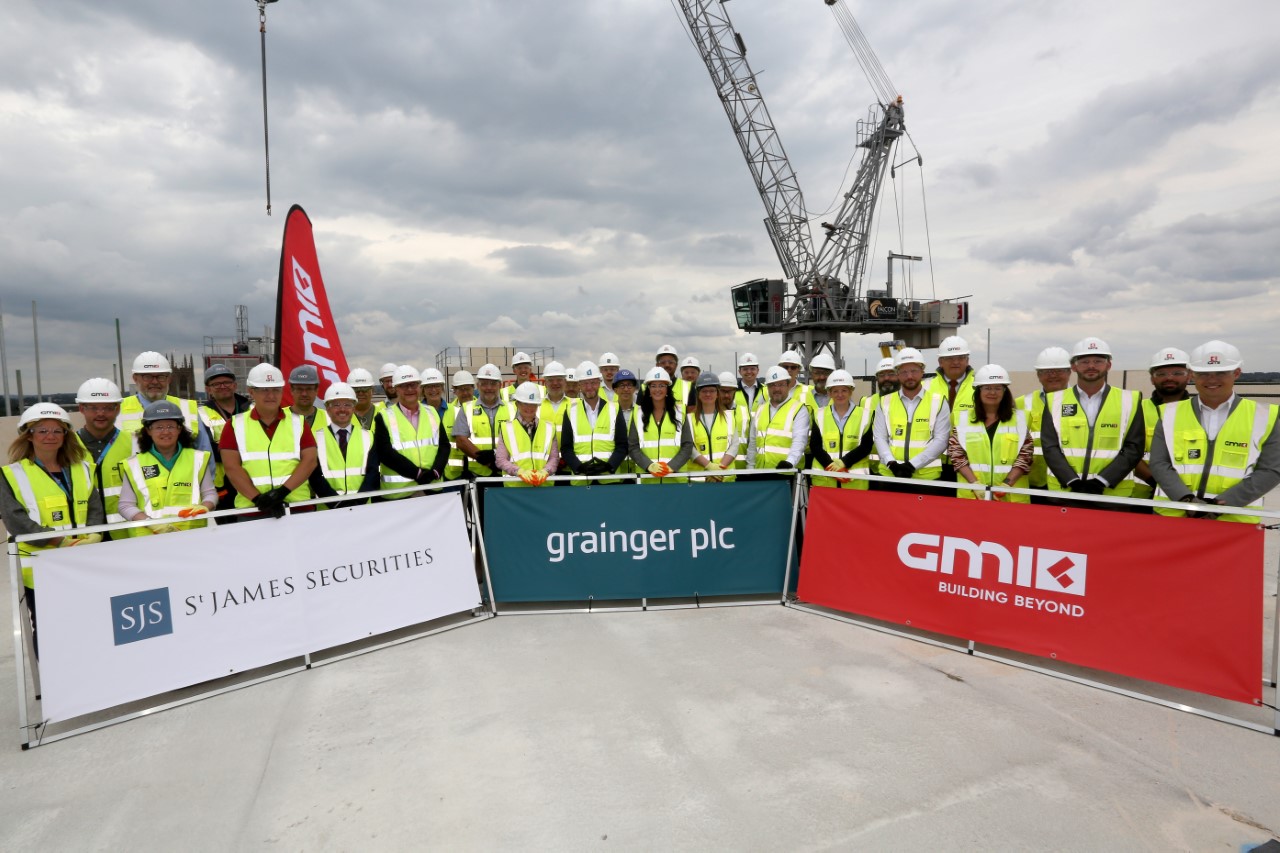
34,492,480,722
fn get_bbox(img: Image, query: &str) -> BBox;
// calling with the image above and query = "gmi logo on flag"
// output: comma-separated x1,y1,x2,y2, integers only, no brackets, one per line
897,533,1088,597
110,587,174,646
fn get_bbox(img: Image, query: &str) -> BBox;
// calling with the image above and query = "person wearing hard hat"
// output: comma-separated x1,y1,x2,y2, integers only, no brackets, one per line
687,371,741,482
501,352,541,404
735,353,766,414
119,351,211,452
377,363,399,412
1150,341,1280,523
199,364,252,512
654,344,679,384
441,370,476,482
873,357,900,397
598,352,621,402
452,370,476,406
719,372,750,470
497,382,559,486
420,368,448,416
611,369,642,476
777,350,815,410
564,366,580,400
560,361,627,484
372,365,450,499
220,363,319,520
746,365,811,473
809,370,875,489
674,356,701,413
118,400,217,535
806,353,837,411
286,364,328,433
538,361,572,433
1039,337,1145,505
629,367,693,483
862,357,899,477
307,383,380,508
1,403,106,656
345,368,379,431
871,348,951,492
925,336,975,483
1131,347,1193,504
947,366,1033,502
454,363,514,481
1015,347,1072,498
74,377,131,531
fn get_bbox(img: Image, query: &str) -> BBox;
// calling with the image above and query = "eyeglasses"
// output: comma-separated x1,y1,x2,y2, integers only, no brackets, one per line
147,423,180,432
207,380,236,389
30,428,66,436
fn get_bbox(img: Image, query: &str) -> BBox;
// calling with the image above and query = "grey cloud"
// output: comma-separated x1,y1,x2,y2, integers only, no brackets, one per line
488,245,586,278
972,188,1158,265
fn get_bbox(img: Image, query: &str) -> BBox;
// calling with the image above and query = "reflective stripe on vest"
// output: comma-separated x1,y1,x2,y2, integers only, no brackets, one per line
501,418,555,486
317,425,371,495
880,392,945,476
466,400,514,478
1155,398,1277,521
753,395,803,469
380,405,442,487
568,398,618,463
3,459,94,586
1045,387,1137,492
124,449,208,518
231,412,309,507
809,402,871,489
119,395,201,440
955,411,1029,502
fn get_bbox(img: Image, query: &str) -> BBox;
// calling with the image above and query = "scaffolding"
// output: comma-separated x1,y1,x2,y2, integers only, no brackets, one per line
435,346,555,385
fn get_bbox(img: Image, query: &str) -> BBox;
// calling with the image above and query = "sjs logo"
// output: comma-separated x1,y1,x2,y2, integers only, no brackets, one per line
111,587,174,645
897,533,1087,596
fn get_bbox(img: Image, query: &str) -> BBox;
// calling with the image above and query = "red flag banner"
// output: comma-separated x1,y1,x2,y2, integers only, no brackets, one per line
274,205,350,399
798,488,1263,704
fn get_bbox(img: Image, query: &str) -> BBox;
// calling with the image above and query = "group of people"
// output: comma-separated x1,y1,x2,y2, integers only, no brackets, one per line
2,337,1275,651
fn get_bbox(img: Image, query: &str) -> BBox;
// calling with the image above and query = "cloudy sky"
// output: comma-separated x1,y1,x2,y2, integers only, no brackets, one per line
3,0,1278,393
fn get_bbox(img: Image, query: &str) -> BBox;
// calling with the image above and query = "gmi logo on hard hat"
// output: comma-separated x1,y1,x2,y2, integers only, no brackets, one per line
1208,354,1221,365
898,533,1087,597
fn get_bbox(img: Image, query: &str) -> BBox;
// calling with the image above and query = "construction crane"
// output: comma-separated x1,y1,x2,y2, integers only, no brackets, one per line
674,0,968,367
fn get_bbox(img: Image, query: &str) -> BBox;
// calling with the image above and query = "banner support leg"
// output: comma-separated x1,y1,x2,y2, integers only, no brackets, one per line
469,484,498,616
1271,546,1279,734
9,547,32,749
780,475,804,604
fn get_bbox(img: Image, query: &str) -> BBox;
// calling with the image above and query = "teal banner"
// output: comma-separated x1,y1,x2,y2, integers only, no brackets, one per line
483,481,794,602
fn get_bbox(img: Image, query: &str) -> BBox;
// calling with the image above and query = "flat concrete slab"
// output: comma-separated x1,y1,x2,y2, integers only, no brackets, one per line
3,585,1278,849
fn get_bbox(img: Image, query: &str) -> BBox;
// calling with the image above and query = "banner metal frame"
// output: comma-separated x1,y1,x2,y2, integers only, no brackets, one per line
789,470,1280,737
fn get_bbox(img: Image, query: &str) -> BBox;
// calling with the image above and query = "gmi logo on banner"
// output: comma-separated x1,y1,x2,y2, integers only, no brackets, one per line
110,587,174,646
897,533,1087,597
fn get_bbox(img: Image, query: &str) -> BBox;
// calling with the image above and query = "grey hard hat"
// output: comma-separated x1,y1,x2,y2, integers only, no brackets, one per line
204,364,235,384
288,364,320,384
695,371,721,390
142,400,185,425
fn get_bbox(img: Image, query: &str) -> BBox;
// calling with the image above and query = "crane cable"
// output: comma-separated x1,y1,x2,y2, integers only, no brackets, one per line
257,0,274,215
828,0,896,106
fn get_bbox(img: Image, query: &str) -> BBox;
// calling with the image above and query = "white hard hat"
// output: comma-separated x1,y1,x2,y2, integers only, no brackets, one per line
973,364,1011,386
420,368,445,385
938,336,970,357
346,368,376,388
875,357,896,374
895,348,925,367
598,352,620,367
779,350,802,366
1034,347,1072,370
809,353,836,371
475,363,503,382
452,370,476,387
511,351,533,367
739,353,759,367
76,377,122,404
392,365,421,386
324,382,357,403
19,402,72,430
718,371,737,388
764,365,790,384
512,381,542,405
131,351,171,374
826,369,855,389
1188,340,1242,372
543,361,567,378
1149,347,1189,371
565,368,578,382
1071,337,1112,359
655,344,678,358
247,363,286,388
680,356,700,370
644,366,671,385
378,363,398,380
576,361,600,380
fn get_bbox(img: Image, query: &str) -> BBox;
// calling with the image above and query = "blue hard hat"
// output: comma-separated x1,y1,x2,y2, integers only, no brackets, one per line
613,368,638,386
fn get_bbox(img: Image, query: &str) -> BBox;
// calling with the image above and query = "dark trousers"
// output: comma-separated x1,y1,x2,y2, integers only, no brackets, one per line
24,587,37,659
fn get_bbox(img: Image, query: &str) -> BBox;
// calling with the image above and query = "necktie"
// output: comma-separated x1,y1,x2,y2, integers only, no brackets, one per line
338,428,349,456
948,380,958,407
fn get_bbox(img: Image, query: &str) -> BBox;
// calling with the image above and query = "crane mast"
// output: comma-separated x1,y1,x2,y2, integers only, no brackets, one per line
675,0,967,367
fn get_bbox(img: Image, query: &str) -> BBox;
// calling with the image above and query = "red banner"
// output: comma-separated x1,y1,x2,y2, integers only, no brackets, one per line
799,489,1263,704
274,205,350,401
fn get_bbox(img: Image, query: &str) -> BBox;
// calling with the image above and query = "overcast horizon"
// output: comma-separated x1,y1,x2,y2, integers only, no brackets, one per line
2,0,1278,394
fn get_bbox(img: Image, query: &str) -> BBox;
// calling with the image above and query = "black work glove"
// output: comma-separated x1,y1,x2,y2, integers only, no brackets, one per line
888,461,914,478
254,486,289,518
415,468,440,485
1079,478,1106,495
1067,479,1089,493
582,460,609,475
777,461,794,470
474,450,497,469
